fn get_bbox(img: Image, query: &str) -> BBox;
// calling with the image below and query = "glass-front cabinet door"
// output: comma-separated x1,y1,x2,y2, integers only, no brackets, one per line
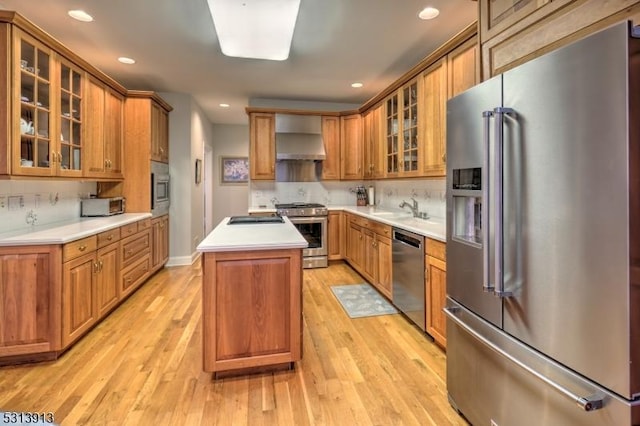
58,58,83,176
384,79,422,177
385,94,399,175
15,31,53,176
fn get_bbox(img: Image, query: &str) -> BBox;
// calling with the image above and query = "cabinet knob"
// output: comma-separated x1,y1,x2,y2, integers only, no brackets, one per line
107,235,113,240
93,261,99,273
79,245,87,251
127,249,133,256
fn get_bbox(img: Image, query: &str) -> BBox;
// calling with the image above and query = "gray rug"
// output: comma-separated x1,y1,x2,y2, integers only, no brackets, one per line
330,283,398,318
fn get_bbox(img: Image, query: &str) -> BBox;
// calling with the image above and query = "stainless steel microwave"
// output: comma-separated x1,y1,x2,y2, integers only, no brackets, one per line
81,197,125,217
151,161,170,216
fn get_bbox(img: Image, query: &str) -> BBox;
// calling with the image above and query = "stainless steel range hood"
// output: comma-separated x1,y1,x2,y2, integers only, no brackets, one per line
275,114,326,161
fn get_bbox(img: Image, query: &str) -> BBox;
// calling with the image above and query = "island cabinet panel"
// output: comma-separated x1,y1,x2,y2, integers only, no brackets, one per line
62,251,97,348
202,248,302,375
0,246,62,357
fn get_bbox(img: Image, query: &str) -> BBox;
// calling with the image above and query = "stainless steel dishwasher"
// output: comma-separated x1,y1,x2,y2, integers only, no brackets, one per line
392,227,426,331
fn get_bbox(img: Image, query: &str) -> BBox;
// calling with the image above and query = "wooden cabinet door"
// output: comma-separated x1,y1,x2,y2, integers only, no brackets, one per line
327,211,342,260
340,114,363,180
421,58,447,177
447,37,479,99
426,255,447,348
346,219,363,269
400,80,421,176
376,235,392,299
96,241,119,319
62,252,97,347
151,102,169,163
249,112,275,180
362,229,376,283
321,116,340,180
363,105,385,179
0,246,62,355
152,215,169,270
104,88,124,177
479,0,548,43
84,78,106,176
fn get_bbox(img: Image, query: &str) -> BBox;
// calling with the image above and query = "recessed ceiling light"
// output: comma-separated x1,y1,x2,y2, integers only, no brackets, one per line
67,10,94,22
207,0,301,61
418,6,440,20
219,103,230,108
117,57,136,65
351,82,364,88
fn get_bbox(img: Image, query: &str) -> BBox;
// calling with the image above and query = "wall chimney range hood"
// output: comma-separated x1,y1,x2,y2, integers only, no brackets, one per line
275,114,326,161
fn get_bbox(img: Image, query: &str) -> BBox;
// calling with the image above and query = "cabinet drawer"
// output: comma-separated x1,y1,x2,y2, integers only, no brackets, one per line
137,218,151,232
121,230,151,268
350,215,369,228
120,222,138,237
63,236,97,262
426,238,446,261
97,228,121,248
121,255,150,295
370,221,391,238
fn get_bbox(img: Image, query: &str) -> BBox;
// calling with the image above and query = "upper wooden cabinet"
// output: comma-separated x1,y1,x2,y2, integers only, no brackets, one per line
151,102,169,163
84,77,124,179
321,116,340,180
340,113,363,180
363,104,384,180
249,112,276,180
384,79,422,178
479,0,640,79
0,13,128,180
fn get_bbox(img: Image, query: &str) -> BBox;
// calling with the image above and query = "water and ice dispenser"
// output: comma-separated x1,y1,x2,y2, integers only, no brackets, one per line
452,168,482,245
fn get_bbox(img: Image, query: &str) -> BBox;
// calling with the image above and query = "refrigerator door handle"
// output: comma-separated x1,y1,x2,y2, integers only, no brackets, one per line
444,306,605,412
492,107,515,298
482,110,493,293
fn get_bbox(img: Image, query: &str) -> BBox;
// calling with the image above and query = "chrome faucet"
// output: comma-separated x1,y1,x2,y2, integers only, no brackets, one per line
399,198,419,217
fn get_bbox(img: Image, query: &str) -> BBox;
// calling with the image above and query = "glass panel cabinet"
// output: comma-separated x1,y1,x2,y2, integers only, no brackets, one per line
17,34,52,175
58,59,83,175
13,29,83,177
384,79,421,177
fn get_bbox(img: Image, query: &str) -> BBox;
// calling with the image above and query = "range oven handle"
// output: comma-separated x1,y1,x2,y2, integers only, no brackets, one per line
444,306,604,412
287,216,327,225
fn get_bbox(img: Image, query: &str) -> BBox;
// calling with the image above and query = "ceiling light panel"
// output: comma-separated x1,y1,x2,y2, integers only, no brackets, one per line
418,7,440,20
207,0,301,61
68,10,94,22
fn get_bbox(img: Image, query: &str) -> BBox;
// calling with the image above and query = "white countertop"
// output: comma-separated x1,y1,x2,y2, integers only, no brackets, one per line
197,216,309,253
0,213,152,246
248,205,446,242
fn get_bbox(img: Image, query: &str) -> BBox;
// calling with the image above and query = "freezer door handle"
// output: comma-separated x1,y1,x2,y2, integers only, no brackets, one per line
492,107,515,298
444,306,605,412
482,110,493,293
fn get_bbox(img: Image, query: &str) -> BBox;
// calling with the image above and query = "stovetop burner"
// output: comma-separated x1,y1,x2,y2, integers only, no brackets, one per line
275,202,328,217
275,202,325,209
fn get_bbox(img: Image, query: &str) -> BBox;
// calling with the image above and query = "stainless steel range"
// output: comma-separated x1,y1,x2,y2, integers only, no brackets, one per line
276,203,328,269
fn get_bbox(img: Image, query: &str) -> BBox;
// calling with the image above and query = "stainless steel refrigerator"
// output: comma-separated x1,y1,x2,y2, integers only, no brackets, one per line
445,21,640,426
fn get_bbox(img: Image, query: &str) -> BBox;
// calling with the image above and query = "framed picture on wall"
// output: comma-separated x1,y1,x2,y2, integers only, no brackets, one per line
220,156,249,184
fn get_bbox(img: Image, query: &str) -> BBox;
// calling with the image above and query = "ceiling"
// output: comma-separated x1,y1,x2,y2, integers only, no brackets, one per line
0,0,477,125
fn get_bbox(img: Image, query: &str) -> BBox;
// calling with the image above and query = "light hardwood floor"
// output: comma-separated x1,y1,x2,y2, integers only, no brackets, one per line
0,261,467,426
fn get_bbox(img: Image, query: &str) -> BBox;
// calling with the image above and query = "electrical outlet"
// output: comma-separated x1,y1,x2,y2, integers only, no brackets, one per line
8,195,23,211
0,196,5,209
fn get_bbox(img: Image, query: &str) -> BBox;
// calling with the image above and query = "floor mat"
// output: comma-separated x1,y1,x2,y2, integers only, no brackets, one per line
330,283,398,319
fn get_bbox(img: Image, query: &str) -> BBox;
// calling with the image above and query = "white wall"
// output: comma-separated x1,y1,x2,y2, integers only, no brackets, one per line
160,92,213,266
209,123,250,226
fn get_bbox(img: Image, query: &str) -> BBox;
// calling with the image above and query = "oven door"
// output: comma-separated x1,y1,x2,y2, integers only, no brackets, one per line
288,216,327,267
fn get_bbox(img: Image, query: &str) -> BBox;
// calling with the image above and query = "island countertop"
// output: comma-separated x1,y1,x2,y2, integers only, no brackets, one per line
197,216,308,253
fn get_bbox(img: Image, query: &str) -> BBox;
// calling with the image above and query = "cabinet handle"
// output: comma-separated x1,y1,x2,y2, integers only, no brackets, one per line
79,245,87,251
93,261,99,273
107,235,113,240
99,260,104,271
442,152,446,163
127,249,133,256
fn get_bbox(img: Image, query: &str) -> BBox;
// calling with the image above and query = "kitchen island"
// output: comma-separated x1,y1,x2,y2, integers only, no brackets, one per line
197,216,308,377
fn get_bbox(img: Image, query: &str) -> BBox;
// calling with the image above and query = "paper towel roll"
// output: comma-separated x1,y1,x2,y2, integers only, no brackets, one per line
368,186,375,206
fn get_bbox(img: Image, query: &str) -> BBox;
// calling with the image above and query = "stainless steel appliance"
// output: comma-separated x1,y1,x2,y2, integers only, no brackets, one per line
391,228,425,331
80,196,125,217
445,22,640,426
275,202,327,268
151,161,170,217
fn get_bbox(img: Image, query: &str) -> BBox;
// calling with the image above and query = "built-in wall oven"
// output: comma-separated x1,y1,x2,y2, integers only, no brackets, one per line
151,161,170,217
276,203,328,268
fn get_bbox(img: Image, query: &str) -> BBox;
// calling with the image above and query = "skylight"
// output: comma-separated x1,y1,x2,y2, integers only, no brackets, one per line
207,0,301,61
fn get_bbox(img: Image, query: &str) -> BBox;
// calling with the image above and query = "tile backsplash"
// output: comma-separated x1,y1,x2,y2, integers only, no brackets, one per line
250,178,446,219
0,180,96,234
